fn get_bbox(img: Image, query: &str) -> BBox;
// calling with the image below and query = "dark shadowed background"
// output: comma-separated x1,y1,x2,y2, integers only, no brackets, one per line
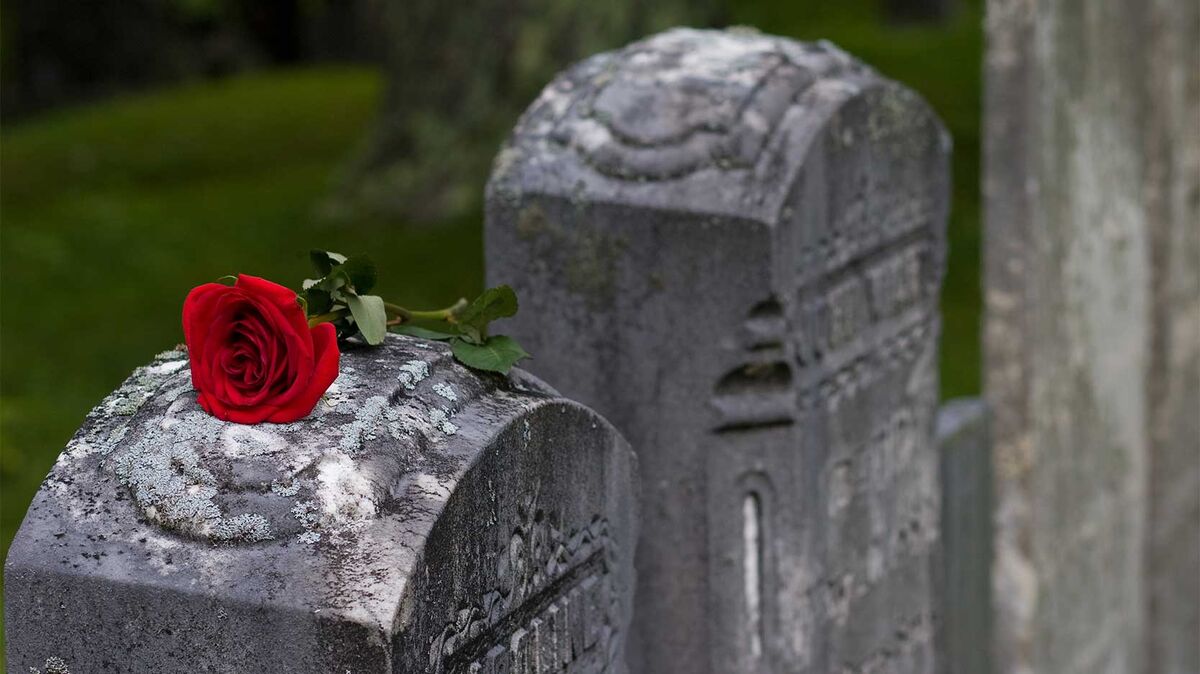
0,0,981,657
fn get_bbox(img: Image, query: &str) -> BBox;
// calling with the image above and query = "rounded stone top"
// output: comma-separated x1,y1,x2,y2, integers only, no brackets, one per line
489,28,946,222
59,335,554,547
547,28,865,181
8,334,638,671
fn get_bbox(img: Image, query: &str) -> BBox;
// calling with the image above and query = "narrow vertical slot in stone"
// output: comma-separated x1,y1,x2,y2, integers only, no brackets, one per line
743,491,764,659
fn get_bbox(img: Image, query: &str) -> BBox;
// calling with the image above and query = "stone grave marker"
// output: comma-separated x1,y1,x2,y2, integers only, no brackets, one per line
4,335,638,673
985,0,1198,671
934,399,992,674
487,28,949,674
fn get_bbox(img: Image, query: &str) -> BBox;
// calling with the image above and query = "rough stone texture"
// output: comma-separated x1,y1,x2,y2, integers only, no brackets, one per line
4,335,638,673
985,1,1198,672
486,28,949,674
1142,1,1200,673
934,399,992,674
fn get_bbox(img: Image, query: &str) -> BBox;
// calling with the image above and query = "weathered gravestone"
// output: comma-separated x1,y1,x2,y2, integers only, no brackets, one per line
985,0,1199,672
933,399,992,674
4,335,638,673
486,28,949,674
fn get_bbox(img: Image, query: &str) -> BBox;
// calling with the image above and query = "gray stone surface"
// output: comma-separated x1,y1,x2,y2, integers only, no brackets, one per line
486,28,949,674
1143,1,1200,672
985,1,1199,672
934,399,992,674
4,334,638,673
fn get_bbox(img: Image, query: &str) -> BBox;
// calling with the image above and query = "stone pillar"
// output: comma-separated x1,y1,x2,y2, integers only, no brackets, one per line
486,28,950,674
4,335,638,673
984,0,1198,672
934,399,992,674
1142,2,1200,673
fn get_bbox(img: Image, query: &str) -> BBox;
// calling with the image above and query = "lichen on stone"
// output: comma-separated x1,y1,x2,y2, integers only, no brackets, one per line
271,480,301,497
432,382,458,402
94,334,485,550
110,406,277,544
29,656,70,674
296,531,321,545
398,359,431,390
211,513,273,543
429,407,459,436
338,395,389,454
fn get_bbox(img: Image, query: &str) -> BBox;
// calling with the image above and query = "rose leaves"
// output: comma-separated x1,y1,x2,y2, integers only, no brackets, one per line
392,285,531,375
305,250,530,374
302,250,388,344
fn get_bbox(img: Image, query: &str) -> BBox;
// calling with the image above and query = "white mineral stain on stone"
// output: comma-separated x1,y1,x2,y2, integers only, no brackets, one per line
143,359,188,377
432,382,458,402
411,471,452,499
314,452,379,524
322,368,364,412
221,425,286,459
398,359,430,390
322,381,344,408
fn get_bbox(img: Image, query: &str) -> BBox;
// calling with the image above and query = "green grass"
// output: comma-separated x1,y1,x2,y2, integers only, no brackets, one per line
0,4,982,663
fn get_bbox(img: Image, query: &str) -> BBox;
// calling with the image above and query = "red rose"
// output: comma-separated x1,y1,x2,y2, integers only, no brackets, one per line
182,274,339,424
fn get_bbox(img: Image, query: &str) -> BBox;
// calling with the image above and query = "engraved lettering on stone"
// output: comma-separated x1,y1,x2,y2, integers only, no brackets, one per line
430,495,619,674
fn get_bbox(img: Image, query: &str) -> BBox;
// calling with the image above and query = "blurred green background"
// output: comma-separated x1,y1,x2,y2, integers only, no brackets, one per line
0,0,982,658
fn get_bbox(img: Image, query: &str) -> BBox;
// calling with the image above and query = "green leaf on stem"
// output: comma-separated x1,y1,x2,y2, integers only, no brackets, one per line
305,286,333,316
454,285,519,343
339,256,377,295
345,294,387,345
450,335,529,374
313,273,347,293
392,325,456,341
310,250,348,276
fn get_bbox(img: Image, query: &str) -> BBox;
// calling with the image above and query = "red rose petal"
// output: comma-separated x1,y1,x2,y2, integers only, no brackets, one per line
183,274,340,424
267,322,339,423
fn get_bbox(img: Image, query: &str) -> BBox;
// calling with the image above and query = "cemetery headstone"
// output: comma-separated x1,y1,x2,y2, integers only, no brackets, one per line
4,335,638,673
486,28,950,674
985,0,1199,671
934,399,992,674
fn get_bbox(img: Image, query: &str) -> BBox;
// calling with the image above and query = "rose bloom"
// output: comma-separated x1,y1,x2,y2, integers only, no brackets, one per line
182,274,339,423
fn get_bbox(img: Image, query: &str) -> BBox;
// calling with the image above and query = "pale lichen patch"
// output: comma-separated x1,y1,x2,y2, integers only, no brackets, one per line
432,382,458,402
271,480,302,497
110,408,277,543
338,395,389,455
398,359,431,390
29,655,70,674
429,408,459,436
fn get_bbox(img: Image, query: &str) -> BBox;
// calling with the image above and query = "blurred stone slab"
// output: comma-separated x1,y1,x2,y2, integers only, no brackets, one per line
4,335,638,673
985,1,1199,672
487,28,949,674
934,398,992,674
